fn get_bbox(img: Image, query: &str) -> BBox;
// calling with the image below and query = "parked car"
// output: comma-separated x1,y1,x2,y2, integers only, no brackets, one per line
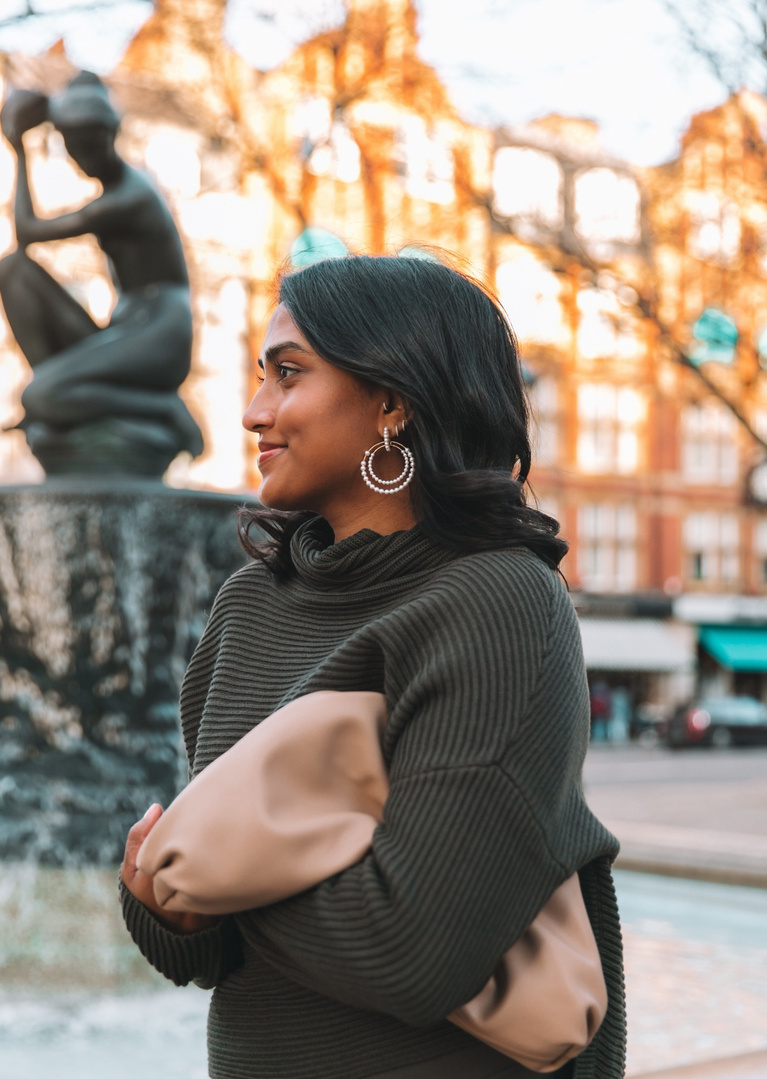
665,695,767,748
631,703,668,746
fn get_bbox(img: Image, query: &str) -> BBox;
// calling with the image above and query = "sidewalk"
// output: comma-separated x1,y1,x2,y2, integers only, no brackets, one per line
1,747,765,1079
583,747,767,888
583,746,767,1077
631,1049,767,1078
602,818,767,887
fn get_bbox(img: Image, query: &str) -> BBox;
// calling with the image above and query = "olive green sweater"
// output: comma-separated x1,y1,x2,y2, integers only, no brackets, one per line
120,519,625,1079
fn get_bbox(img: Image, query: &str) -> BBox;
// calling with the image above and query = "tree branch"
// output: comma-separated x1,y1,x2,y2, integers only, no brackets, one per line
0,1,144,29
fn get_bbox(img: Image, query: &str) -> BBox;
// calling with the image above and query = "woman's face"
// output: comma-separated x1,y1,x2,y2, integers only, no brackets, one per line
243,304,405,527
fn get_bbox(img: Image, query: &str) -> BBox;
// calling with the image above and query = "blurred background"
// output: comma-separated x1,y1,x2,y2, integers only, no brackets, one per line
0,2,766,1078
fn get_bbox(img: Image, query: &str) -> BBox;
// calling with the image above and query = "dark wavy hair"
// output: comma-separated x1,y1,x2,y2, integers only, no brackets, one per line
238,255,567,577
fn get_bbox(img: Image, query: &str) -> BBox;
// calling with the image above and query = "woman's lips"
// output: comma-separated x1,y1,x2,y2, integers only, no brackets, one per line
258,447,286,467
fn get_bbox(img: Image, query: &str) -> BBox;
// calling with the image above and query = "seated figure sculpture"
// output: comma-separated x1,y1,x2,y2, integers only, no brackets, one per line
0,72,203,476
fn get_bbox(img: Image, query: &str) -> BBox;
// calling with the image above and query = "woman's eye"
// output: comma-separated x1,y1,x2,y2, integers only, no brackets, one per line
276,364,297,380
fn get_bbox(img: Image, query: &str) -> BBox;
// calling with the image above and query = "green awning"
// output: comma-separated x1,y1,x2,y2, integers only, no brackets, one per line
699,627,767,671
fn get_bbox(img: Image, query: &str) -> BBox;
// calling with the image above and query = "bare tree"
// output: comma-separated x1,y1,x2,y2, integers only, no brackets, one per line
663,0,767,94
0,1,151,29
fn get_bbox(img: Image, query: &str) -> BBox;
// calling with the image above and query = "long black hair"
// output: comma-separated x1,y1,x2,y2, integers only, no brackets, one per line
239,255,567,576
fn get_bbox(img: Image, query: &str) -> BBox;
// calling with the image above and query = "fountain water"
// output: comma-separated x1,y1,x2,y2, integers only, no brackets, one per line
0,479,247,866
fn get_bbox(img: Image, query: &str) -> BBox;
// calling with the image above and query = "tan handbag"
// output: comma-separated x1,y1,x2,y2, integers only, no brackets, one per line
137,691,607,1073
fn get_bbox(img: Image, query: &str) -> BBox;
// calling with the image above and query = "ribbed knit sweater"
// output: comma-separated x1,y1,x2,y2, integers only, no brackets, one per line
120,519,626,1079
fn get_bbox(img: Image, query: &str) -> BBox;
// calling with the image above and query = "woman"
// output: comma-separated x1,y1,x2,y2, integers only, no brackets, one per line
120,255,626,1079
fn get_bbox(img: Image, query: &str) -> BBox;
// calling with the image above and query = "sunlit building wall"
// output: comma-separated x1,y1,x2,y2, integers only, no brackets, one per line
645,90,767,608
0,0,766,654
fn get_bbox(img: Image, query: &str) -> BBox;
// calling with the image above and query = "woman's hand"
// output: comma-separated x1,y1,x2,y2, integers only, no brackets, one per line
121,803,221,935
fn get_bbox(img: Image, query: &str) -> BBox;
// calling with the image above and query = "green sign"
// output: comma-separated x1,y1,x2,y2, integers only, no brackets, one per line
397,245,440,262
290,228,349,267
690,308,738,365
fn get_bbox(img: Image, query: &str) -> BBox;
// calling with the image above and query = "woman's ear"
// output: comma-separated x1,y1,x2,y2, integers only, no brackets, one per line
378,395,410,439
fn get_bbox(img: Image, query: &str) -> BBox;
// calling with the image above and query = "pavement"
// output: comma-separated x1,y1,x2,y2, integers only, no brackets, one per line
0,743,765,1079
583,743,767,887
631,1050,767,1078
584,744,767,1078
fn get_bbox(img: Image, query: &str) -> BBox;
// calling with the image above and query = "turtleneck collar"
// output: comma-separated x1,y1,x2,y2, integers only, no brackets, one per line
288,515,458,591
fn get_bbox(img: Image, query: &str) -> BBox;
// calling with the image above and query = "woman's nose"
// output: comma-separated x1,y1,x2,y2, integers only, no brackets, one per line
242,389,272,433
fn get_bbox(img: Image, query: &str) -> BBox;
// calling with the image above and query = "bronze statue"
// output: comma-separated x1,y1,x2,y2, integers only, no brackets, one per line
0,72,203,477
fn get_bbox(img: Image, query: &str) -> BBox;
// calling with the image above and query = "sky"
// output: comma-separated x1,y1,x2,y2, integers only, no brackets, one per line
0,0,737,166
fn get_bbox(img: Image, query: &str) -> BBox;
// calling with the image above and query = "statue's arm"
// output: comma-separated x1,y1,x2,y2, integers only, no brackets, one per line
12,144,43,249
13,155,142,246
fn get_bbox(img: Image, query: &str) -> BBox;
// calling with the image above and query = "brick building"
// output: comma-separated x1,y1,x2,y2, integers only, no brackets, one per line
1,0,766,713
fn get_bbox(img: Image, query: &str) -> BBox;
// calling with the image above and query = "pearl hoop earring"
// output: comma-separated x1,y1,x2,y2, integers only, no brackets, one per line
361,427,415,495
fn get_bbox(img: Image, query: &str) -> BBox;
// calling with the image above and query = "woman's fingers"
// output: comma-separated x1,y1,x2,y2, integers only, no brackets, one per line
120,804,220,934
121,803,162,886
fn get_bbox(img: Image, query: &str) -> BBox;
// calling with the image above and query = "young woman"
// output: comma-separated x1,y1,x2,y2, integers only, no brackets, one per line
120,255,626,1079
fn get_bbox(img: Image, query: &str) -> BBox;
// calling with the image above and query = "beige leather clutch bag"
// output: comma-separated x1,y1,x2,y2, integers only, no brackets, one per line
137,690,607,1073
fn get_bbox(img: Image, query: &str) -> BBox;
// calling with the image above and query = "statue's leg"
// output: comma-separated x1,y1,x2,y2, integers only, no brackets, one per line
29,382,204,457
0,250,98,367
21,289,202,455
24,286,192,393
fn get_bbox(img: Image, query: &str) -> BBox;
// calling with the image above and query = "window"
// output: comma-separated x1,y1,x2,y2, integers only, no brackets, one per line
686,192,740,265
493,147,563,229
578,504,637,593
394,117,454,204
495,253,568,346
293,96,332,152
577,384,643,474
574,169,641,244
292,97,360,183
528,375,559,466
755,519,767,584
681,403,738,485
576,286,642,361
145,126,201,198
753,408,767,443
684,512,739,584
307,121,360,183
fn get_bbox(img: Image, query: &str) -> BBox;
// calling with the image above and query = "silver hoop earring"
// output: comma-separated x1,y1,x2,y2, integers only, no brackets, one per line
361,438,415,495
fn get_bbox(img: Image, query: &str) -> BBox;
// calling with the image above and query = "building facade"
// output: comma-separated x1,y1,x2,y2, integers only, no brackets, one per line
1,0,766,714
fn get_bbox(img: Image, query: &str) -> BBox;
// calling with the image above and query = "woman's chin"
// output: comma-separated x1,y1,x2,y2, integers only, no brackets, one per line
257,481,305,513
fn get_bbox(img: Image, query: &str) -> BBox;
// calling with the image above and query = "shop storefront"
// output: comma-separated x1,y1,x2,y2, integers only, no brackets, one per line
577,616,696,740
674,595,767,703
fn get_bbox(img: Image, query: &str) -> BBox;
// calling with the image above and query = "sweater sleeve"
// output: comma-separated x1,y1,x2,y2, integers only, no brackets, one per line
119,878,244,989
235,551,612,1027
118,571,248,989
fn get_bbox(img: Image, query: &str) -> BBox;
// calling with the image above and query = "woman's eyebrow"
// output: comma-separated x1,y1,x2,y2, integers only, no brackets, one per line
261,341,312,367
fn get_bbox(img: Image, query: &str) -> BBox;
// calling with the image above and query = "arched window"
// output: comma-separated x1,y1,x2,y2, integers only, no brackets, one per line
495,252,567,345
493,147,563,229
574,168,641,244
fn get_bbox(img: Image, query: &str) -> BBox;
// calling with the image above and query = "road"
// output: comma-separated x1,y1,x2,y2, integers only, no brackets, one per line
584,744,767,789
583,744,767,887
